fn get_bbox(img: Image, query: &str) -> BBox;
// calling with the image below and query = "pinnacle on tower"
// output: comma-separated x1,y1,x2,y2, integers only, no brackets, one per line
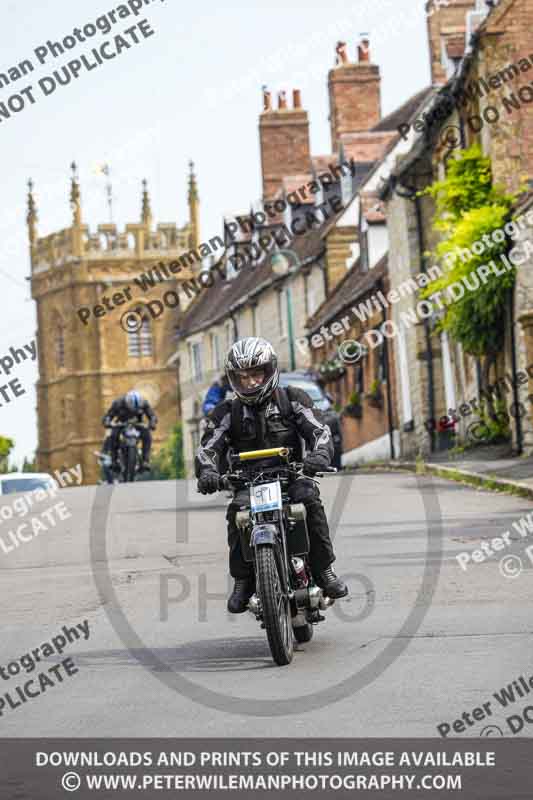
188,160,198,203
27,178,38,245
141,178,153,227
70,161,82,227
188,160,200,251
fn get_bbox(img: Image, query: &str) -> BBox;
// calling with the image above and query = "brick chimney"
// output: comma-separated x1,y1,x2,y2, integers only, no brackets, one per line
328,37,381,152
426,0,478,84
259,88,311,201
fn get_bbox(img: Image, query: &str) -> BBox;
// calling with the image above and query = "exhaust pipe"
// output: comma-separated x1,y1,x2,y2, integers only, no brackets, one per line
299,586,334,610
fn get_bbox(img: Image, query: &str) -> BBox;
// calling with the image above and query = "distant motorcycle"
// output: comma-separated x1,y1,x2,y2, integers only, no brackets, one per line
111,422,149,483
219,446,337,666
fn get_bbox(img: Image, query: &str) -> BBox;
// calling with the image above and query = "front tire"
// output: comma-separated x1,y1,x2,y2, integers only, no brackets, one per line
256,545,293,666
125,446,137,482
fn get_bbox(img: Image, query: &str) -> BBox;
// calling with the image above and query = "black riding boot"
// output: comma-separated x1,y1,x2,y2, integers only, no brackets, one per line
227,577,255,614
315,566,348,598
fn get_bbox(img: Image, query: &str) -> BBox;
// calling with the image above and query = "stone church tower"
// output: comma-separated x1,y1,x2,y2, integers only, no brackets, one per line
29,163,200,485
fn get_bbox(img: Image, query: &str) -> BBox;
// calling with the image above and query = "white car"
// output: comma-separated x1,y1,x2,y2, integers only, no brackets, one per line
0,472,56,496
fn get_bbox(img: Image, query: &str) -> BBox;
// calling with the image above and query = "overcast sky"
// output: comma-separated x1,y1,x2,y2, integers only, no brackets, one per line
0,0,430,465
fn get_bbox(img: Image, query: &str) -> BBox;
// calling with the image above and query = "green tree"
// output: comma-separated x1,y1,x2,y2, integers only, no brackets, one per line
146,423,185,480
0,436,14,474
22,455,37,472
421,144,521,384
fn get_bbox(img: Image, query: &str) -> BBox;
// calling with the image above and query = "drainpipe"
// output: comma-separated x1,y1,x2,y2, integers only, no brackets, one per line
378,278,396,460
508,286,523,455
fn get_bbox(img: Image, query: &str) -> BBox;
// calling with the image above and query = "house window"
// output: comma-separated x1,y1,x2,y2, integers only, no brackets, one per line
375,337,386,383
128,316,153,357
356,363,365,395
56,324,65,368
190,341,203,382
211,333,221,370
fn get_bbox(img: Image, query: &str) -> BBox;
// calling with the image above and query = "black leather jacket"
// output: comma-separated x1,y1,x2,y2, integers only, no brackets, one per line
102,396,157,428
195,386,333,477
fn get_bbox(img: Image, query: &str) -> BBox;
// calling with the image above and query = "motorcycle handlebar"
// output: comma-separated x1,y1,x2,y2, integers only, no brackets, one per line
108,421,149,428
217,463,337,490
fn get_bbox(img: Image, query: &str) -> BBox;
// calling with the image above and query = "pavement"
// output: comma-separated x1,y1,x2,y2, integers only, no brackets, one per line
1,472,533,737
358,443,533,498
427,443,533,482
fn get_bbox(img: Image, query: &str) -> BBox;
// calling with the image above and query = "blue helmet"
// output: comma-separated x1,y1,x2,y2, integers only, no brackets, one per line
125,390,142,412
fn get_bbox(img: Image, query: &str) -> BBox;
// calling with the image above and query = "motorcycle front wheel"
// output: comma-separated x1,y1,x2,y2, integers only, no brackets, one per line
124,446,137,482
256,545,293,666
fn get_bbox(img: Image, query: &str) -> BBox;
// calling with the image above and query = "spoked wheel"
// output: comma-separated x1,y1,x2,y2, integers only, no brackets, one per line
256,545,293,666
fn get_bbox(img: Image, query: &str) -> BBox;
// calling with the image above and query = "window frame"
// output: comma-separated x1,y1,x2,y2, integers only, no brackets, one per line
127,314,153,358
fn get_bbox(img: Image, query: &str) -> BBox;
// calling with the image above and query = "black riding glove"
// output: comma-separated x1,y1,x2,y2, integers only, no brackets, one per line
197,471,220,494
303,451,330,477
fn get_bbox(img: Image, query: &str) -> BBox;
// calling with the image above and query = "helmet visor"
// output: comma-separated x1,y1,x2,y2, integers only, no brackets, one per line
228,363,275,398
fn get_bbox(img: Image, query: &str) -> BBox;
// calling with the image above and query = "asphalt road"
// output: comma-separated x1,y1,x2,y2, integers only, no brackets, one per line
1,471,532,737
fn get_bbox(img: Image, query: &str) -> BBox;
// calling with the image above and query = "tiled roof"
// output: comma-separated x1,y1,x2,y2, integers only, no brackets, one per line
340,131,397,163
307,254,388,332
371,86,434,132
178,228,325,337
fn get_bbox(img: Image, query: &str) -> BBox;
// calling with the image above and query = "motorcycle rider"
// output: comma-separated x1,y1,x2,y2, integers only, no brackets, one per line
102,390,157,472
202,374,231,416
195,337,348,613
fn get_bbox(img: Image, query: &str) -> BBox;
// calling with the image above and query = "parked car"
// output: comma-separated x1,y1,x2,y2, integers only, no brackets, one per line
0,472,56,496
279,371,343,468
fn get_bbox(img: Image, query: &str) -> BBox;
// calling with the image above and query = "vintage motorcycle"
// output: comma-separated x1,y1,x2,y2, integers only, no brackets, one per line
111,422,148,483
220,446,337,666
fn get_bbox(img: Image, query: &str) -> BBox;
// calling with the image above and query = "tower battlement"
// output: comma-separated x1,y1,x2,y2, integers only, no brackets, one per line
31,221,194,273
28,163,201,274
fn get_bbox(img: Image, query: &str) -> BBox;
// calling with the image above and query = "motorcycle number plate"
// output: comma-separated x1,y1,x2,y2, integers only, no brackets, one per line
250,481,282,513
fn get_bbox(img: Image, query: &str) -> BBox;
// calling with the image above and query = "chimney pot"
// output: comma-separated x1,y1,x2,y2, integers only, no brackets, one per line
335,41,349,66
358,35,370,62
262,87,272,111
278,90,287,110
292,89,302,108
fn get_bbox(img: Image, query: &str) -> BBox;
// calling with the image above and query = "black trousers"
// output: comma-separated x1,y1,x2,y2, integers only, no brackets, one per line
226,477,335,580
109,427,152,462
